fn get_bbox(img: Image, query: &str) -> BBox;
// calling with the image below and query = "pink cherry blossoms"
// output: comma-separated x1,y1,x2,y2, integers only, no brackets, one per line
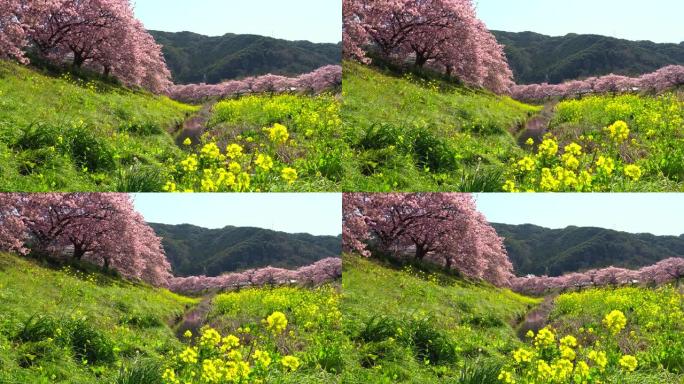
168,257,342,294
0,0,171,93
343,193,514,287
511,257,684,295
0,193,171,286
167,65,342,102
343,0,514,94
511,65,684,101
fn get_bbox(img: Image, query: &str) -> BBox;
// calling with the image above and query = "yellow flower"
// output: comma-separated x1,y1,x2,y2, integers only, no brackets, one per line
255,154,274,172
183,330,192,338
525,137,534,146
564,142,582,156
560,335,577,348
267,123,290,144
226,143,243,159
540,168,560,191
236,172,250,190
224,162,240,177
603,310,627,335
588,350,607,371
619,355,638,372
538,138,559,157
575,360,589,377
605,120,630,142
560,345,576,361
534,327,555,347
516,156,536,172
222,334,240,349
179,346,198,364
595,156,615,175
623,164,642,181
182,137,192,146
162,181,177,192
265,311,288,334
503,180,519,192
562,153,580,169
498,370,516,384
180,154,199,172
253,349,272,367
200,327,222,347
281,167,298,185
200,142,221,160
513,348,534,363
281,355,300,371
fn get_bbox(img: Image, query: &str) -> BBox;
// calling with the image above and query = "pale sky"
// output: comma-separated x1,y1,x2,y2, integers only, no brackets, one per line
132,193,342,236
133,0,341,43
476,0,684,43
475,193,684,236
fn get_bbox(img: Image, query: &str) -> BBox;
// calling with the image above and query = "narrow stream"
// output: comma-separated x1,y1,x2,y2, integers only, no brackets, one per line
517,102,557,147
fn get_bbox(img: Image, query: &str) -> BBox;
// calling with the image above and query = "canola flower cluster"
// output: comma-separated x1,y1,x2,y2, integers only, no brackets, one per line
503,120,646,192
164,123,299,192
498,310,639,384
164,93,343,192
162,312,301,384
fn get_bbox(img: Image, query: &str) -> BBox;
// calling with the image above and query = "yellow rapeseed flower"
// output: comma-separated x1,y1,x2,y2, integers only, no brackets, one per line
603,310,627,335
605,120,630,142
623,164,642,181
255,154,274,172
538,138,559,157
281,167,298,185
265,311,288,334
281,355,300,371
267,123,289,144
226,143,243,159
619,355,638,372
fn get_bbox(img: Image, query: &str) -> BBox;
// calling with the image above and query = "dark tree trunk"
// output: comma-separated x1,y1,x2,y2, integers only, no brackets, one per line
73,52,85,68
73,244,85,260
415,53,428,68
103,257,110,270
415,244,427,260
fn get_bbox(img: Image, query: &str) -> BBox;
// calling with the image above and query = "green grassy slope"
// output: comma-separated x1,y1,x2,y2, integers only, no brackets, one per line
0,61,198,192
342,61,541,191
0,252,197,383
342,254,540,383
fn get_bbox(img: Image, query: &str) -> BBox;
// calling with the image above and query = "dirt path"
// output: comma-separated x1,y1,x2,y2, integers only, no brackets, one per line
174,295,214,339
175,103,214,146
516,295,556,340
516,102,557,147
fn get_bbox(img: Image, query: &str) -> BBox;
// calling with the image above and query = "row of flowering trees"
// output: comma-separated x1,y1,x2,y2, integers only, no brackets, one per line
512,257,684,295
343,0,514,94
343,193,514,287
168,257,342,293
0,0,171,93
0,193,172,286
512,65,684,101
166,65,342,102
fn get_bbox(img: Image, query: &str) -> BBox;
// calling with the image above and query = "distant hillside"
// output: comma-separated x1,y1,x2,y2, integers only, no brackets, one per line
492,223,684,277
150,30,341,84
492,30,684,84
150,223,341,276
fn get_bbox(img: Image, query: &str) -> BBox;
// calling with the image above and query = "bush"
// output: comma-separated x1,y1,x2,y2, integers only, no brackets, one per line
68,319,116,364
408,318,457,365
411,128,457,173
115,359,164,384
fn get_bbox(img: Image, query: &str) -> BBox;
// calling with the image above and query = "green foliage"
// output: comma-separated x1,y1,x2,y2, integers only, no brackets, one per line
342,254,540,382
150,223,341,276
492,223,684,277
206,285,346,381
493,30,684,84
167,93,346,191
0,252,196,382
0,60,198,191
150,30,341,84
342,61,540,191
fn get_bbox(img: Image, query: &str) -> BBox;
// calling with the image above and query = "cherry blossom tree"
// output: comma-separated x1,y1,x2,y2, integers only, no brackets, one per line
512,257,684,295
2,0,171,93
343,193,513,286
167,65,342,102
0,194,27,254
1,193,171,286
342,0,514,94
167,257,342,293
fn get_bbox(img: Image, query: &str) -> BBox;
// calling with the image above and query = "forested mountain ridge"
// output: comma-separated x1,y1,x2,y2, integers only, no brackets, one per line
492,30,684,84
150,30,341,84
150,223,341,277
492,223,684,277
